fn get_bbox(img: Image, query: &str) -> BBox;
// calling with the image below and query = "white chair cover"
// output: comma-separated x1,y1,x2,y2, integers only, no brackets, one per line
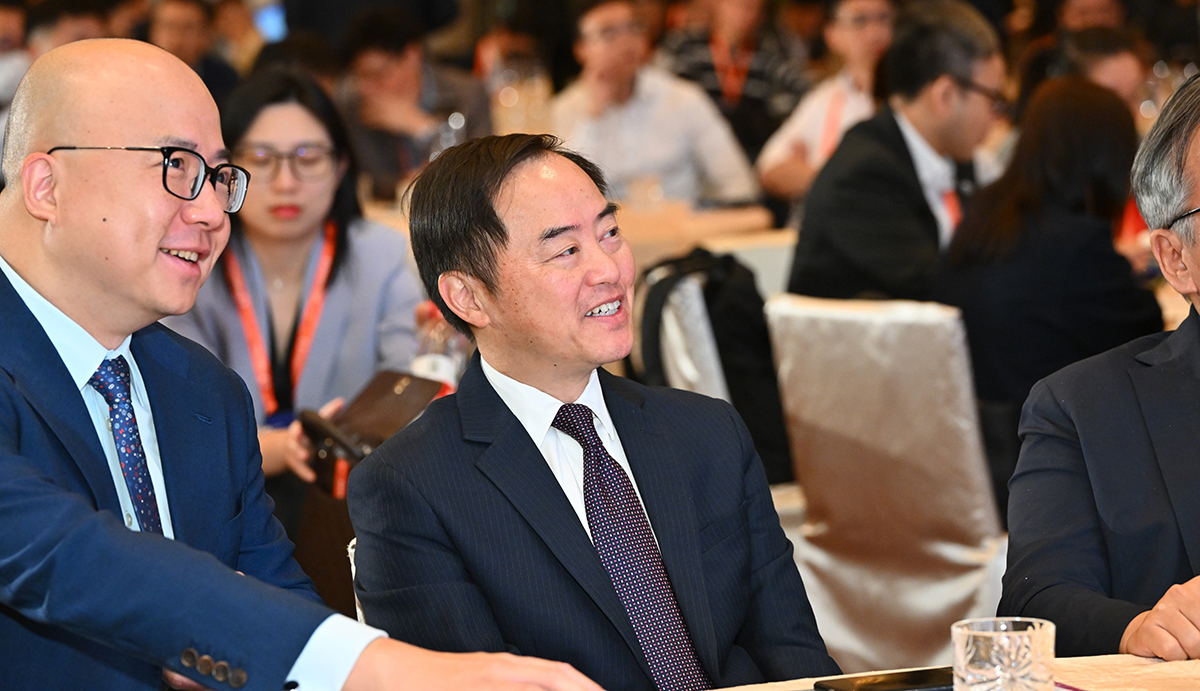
765,295,1005,672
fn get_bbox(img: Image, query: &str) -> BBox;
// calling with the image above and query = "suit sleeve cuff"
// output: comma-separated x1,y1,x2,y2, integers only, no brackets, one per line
285,614,387,690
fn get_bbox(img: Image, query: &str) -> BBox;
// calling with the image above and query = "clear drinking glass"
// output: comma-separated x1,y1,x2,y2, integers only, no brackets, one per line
952,617,1054,691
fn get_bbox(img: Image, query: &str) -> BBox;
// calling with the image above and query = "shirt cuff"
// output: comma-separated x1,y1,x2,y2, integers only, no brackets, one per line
285,614,386,691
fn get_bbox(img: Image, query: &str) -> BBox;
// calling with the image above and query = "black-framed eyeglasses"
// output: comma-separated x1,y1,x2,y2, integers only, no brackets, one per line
233,144,336,183
955,78,1011,117
1167,206,1200,230
46,146,250,213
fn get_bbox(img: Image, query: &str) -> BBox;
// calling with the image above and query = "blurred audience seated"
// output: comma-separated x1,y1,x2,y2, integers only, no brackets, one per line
254,30,341,96
756,0,893,211
339,5,491,201
284,0,458,50
213,0,263,75
788,0,1003,301
98,0,149,39
999,72,1200,661
148,0,239,103
935,77,1162,523
0,0,21,54
552,0,758,207
657,0,810,163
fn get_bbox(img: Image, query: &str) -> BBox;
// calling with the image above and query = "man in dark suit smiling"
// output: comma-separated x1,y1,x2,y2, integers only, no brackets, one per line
348,133,841,690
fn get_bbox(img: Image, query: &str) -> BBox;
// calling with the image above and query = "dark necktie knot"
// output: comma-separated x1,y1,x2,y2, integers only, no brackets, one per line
89,355,132,405
551,403,603,450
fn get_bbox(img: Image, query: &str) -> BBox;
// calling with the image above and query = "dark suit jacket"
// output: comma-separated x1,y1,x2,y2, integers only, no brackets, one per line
998,308,1200,656
0,270,332,691
788,107,940,300
348,356,840,690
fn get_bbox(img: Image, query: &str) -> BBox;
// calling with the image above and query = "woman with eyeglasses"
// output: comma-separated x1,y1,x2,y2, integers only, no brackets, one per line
165,68,422,541
935,77,1162,524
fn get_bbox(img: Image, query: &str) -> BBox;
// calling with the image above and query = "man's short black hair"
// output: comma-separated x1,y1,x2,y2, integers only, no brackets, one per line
409,134,609,336
879,0,999,100
338,5,425,66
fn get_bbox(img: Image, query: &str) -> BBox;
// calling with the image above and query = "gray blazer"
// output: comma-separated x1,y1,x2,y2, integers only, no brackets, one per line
164,218,423,422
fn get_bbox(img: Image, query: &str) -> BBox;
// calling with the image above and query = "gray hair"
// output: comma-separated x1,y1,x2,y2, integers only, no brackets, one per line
1131,73,1200,244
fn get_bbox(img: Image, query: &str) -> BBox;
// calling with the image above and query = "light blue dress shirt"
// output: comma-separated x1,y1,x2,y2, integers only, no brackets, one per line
0,254,383,690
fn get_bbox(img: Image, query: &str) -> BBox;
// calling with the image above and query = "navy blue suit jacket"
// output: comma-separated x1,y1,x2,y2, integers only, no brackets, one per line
999,308,1200,656
0,270,332,691
349,356,840,690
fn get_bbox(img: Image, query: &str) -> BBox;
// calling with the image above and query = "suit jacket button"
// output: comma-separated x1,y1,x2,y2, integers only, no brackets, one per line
197,655,214,676
229,668,248,689
212,661,230,683
180,648,198,668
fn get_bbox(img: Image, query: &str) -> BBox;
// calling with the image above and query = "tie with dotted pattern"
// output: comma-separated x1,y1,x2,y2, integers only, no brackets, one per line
89,356,163,535
552,403,710,691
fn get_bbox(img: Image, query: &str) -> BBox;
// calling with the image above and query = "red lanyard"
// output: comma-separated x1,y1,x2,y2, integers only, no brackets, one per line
710,35,753,108
224,221,337,417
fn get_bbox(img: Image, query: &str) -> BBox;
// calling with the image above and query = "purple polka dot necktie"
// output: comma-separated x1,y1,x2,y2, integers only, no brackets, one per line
552,403,710,691
89,356,163,535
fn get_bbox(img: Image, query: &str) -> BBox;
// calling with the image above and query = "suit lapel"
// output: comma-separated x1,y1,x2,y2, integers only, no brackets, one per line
602,373,720,680
459,359,654,682
1131,310,1200,575
0,270,119,512
876,106,940,246
131,326,219,547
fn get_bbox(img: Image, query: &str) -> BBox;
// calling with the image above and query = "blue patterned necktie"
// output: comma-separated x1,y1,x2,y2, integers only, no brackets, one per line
552,403,710,691
89,356,163,535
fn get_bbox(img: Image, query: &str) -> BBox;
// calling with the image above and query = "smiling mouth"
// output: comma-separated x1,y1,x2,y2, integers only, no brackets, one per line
586,300,621,317
161,249,199,263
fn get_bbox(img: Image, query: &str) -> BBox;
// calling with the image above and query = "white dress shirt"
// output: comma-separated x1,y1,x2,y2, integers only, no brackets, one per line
552,65,759,207
0,254,382,691
480,357,658,543
893,111,958,249
757,70,876,173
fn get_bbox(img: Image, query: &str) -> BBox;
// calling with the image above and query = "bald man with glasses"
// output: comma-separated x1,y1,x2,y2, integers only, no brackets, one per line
0,38,601,691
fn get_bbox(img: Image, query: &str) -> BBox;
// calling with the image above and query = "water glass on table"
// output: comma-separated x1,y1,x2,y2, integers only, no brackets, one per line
952,617,1054,691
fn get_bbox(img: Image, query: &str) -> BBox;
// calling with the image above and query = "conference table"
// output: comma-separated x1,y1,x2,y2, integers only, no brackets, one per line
727,654,1200,691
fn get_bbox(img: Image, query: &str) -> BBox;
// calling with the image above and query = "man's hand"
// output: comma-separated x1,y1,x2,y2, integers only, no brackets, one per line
359,92,441,138
1120,576,1200,660
343,638,605,691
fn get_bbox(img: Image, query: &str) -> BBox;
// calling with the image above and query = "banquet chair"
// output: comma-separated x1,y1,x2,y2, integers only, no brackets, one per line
764,295,1006,673
630,260,731,401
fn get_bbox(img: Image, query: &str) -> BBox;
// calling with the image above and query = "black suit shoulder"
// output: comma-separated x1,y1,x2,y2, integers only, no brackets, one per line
791,109,939,300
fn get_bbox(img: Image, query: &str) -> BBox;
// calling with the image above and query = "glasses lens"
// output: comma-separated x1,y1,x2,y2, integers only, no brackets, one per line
292,146,334,181
163,148,206,200
214,164,249,213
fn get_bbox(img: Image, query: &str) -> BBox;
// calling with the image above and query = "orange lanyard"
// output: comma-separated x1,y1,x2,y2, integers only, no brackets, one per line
818,87,848,162
224,221,337,417
710,36,753,108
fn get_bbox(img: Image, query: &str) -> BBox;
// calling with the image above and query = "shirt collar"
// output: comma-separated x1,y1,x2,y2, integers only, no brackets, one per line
0,253,135,394
893,110,956,195
480,356,617,445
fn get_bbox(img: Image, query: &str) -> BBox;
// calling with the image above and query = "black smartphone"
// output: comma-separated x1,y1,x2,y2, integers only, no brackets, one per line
813,667,953,691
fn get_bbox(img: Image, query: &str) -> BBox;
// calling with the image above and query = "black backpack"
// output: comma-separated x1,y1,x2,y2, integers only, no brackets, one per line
631,248,793,484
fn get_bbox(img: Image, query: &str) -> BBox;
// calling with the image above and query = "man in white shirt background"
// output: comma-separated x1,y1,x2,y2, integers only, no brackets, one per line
0,38,601,691
552,0,759,208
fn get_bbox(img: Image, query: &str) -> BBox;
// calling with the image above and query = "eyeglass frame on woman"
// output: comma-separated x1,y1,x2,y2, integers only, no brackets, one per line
954,78,1012,117
45,145,251,213
232,143,337,184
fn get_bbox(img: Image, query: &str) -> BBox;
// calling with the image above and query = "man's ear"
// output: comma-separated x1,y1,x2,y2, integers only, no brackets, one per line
926,73,959,118
1150,228,1199,297
438,271,492,331
21,153,58,223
